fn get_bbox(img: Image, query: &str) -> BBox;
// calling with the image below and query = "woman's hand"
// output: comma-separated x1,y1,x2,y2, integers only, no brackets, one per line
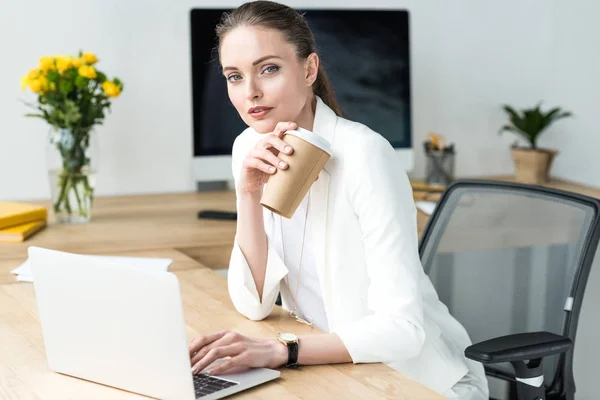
188,330,288,376
237,121,297,196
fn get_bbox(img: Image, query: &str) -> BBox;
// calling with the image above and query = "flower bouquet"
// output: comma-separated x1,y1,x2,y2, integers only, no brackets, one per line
20,51,123,223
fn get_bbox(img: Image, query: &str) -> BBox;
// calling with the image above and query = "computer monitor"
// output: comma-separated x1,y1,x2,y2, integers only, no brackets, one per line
190,8,412,185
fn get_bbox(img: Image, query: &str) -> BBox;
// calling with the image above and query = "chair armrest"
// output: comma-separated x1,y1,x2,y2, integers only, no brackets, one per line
465,331,572,364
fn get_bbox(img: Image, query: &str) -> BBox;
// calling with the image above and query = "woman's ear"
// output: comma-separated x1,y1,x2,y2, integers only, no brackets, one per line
305,53,319,87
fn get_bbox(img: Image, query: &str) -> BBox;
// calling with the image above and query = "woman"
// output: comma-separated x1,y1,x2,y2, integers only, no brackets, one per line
188,1,489,398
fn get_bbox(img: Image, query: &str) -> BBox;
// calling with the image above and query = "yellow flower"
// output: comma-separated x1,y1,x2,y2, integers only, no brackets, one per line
38,75,50,92
21,68,55,93
102,81,120,97
39,56,56,72
82,52,98,65
21,68,41,91
56,55,72,71
72,57,82,68
27,68,41,80
29,79,42,93
27,76,50,93
78,65,97,79
20,75,29,91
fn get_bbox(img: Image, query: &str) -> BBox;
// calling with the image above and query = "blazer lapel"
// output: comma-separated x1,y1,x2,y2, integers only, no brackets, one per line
309,96,338,307
309,167,330,295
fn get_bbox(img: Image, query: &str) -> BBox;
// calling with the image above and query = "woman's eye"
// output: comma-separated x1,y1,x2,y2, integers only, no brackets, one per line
227,74,242,83
263,65,280,74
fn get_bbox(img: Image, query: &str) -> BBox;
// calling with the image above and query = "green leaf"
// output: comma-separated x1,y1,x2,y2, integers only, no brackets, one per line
24,113,46,119
47,70,61,83
502,105,527,134
498,124,518,135
59,80,74,95
75,75,88,89
96,72,107,83
19,98,41,109
113,77,124,90
553,111,572,122
64,68,78,80
45,91,59,104
502,105,520,121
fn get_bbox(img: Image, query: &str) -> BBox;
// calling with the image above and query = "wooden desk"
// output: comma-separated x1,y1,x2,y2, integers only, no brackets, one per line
0,191,239,279
0,192,443,399
0,268,442,399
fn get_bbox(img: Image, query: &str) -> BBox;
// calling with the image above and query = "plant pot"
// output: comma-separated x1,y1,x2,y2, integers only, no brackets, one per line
511,147,557,184
46,128,98,223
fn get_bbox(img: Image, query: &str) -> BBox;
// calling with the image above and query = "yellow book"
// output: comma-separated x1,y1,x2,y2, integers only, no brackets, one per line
410,180,447,192
0,219,47,242
0,202,47,230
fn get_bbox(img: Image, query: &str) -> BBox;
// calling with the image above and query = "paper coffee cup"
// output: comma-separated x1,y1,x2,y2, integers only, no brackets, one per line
260,128,332,219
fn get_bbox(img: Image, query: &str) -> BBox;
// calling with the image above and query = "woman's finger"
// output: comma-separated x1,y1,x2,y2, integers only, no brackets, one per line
243,156,276,174
250,148,288,171
188,330,229,358
260,133,293,156
191,332,240,366
207,355,249,376
192,343,245,375
273,121,297,138
190,337,223,366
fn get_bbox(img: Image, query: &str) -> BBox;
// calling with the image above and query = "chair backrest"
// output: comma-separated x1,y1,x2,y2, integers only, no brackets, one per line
419,180,600,394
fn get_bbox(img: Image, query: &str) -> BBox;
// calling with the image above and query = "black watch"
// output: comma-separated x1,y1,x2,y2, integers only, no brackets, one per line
277,333,299,368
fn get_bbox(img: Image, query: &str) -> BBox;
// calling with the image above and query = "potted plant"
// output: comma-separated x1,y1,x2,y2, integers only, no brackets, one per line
20,51,123,223
499,103,572,184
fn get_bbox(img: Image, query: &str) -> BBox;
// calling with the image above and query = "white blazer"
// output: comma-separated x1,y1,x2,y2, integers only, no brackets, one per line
227,97,471,395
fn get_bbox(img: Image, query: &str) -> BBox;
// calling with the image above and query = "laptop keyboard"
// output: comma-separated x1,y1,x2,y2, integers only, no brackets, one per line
193,374,238,398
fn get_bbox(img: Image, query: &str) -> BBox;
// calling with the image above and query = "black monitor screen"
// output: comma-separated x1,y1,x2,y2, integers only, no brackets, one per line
190,8,411,156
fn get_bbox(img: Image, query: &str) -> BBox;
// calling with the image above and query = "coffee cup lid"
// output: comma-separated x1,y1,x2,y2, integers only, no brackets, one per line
284,128,333,156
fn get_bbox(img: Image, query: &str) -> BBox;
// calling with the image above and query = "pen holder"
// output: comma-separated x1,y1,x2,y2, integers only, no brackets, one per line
425,150,455,187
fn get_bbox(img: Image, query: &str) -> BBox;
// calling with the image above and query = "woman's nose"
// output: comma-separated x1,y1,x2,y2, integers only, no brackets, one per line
245,79,262,101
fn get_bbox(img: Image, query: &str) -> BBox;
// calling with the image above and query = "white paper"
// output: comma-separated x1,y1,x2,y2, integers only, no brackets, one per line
16,274,34,283
415,200,437,216
10,261,30,276
11,254,173,283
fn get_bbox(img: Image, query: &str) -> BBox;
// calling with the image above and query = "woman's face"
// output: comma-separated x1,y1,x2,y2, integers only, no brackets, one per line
219,25,316,133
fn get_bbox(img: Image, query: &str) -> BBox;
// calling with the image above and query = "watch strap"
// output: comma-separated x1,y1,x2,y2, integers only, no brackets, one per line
286,340,299,368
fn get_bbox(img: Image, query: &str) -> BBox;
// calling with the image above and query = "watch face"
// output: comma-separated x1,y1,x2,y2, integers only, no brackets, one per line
280,333,297,342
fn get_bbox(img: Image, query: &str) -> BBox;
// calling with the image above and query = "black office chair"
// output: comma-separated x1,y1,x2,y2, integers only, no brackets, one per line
419,179,600,400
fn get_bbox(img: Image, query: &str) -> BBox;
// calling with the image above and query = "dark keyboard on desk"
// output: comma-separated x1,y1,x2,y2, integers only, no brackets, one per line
193,374,238,398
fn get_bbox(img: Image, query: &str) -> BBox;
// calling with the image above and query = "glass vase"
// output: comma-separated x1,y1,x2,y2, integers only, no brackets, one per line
46,128,98,223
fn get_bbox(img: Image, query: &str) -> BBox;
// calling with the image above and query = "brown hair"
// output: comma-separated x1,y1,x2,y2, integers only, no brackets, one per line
216,0,342,116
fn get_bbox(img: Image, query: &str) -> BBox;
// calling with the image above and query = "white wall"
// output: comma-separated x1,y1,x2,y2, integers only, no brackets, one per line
543,0,600,188
5,0,597,202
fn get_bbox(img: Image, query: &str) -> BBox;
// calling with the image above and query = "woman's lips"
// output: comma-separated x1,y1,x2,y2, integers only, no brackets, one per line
248,107,273,120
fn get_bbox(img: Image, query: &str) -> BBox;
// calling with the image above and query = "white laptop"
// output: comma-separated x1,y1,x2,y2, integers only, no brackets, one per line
28,246,280,400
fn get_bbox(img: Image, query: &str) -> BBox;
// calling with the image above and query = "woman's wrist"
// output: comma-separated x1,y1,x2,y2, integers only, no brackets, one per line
237,188,262,203
266,338,289,368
